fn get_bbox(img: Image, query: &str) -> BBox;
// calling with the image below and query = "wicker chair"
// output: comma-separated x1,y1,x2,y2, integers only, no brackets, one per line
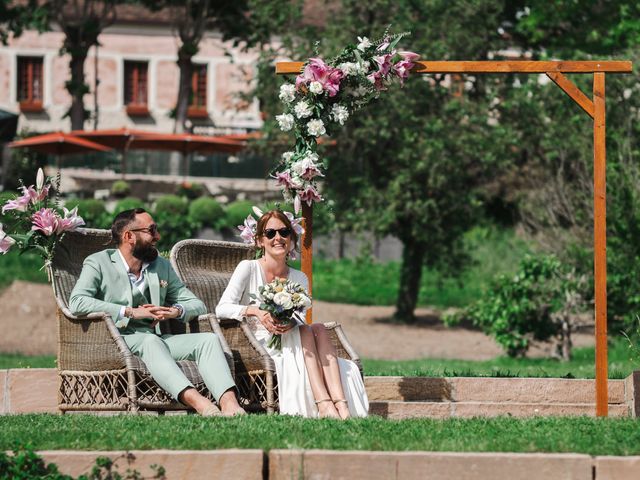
49,228,234,413
169,238,363,413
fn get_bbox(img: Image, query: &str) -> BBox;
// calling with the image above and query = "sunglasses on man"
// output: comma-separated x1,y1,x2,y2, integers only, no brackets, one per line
263,227,291,239
130,224,158,236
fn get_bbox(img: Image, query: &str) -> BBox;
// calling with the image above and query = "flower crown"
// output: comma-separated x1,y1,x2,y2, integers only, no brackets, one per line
237,206,305,259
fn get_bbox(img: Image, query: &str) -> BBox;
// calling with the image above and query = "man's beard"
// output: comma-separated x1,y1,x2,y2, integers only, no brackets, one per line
132,241,159,263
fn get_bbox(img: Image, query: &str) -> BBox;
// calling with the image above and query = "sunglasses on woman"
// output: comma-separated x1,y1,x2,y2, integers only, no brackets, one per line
263,227,291,239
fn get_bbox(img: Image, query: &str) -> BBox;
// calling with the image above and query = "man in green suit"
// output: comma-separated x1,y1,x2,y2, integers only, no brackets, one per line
70,208,244,416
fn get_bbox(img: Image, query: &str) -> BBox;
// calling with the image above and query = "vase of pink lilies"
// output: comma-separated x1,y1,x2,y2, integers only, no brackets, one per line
0,168,85,264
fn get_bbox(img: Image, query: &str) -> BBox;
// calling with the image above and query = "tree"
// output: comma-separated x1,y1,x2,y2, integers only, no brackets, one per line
141,0,256,133
52,0,118,130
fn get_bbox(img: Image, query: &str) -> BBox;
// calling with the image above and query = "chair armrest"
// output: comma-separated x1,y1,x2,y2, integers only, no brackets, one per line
57,308,132,372
199,313,235,378
322,322,363,377
217,316,276,373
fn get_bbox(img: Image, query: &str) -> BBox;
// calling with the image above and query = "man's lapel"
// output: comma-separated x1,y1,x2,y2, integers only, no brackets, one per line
146,263,160,306
110,250,133,307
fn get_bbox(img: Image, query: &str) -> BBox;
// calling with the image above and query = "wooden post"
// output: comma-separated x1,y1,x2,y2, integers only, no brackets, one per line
593,72,608,416
301,202,313,323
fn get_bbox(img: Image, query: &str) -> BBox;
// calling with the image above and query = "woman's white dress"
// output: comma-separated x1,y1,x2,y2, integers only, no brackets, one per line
216,259,369,417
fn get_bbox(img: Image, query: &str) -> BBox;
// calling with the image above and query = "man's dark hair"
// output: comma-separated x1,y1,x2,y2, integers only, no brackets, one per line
111,208,147,245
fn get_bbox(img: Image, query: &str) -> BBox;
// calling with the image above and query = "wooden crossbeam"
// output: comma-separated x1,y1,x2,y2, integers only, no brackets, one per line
546,72,595,118
276,60,633,75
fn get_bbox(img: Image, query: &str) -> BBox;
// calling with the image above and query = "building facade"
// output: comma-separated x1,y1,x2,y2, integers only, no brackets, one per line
0,14,262,135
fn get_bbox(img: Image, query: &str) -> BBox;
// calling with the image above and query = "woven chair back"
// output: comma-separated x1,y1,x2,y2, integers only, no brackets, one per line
51,228,115,308
170,239,255,312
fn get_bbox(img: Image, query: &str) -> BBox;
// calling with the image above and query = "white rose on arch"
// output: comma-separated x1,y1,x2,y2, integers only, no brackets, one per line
276,113,295,131
307,119,326,137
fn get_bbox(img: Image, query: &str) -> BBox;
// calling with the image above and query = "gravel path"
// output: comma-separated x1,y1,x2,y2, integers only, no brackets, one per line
0,281,594,360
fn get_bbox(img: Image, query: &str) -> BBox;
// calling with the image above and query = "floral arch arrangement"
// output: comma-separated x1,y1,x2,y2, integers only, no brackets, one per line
274,32,419,212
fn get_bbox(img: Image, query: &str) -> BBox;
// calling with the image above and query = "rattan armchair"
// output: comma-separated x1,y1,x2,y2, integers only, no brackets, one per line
49,228,233,413
169,238,363,413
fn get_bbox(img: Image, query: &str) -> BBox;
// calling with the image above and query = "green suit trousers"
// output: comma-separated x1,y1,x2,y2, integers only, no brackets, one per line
123,332,235,402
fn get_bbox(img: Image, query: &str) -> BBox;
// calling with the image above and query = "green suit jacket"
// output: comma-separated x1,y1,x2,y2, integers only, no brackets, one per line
69,249,206,335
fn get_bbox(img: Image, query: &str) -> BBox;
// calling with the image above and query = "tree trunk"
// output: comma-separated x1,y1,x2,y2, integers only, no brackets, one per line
174,50,194,134
68,50,89,130
394,238,425,323
559,316,573,361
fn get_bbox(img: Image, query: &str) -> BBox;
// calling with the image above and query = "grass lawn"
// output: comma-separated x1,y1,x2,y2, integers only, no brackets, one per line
1,415,639,455
310,227,531,308
364,337,637,379
0,353,56,369
0,249,47,290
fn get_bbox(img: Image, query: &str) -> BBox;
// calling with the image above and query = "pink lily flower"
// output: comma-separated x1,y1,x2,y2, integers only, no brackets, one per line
293,157,324,181
2,193,31,214
377,37,391,51
0,224,15,254
393,51,419,84
284,211,305,236
296,58,344,97
25,184,50,203
298,185,322,206
31,208,59,236
56,206,85,233
374,53,394,76
367,70,386,91
238,214,257,244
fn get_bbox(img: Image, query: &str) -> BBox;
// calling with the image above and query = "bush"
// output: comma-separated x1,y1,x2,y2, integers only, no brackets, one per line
114,197,145,213
154,194,188,216
446,254,588,359
154,210,199,252
63,198,111,229
110,180,131,198
188,197,224,228
176,181,206,199
222,200,254,230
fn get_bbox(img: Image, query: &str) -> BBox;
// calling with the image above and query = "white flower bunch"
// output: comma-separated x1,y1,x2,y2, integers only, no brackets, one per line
274,31,418,212
253,277,312,350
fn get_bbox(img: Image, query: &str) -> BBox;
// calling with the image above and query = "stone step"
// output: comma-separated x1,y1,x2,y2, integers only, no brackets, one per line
365,376,628,404
369,401,631,420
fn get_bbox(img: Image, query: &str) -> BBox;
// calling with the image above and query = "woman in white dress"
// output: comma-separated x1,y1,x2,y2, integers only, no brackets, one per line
216,209,368,419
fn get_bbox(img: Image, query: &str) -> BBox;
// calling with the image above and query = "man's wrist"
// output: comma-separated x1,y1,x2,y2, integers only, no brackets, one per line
125,307,134,318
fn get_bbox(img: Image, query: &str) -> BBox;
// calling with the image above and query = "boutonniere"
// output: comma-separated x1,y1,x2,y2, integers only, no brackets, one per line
159,280,168,288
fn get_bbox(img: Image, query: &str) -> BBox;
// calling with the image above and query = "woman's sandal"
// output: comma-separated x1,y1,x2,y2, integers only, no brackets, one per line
315,399,340,419
333,399,351,419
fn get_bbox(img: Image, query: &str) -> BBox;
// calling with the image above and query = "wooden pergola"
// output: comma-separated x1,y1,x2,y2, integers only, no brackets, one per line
277,59,633,416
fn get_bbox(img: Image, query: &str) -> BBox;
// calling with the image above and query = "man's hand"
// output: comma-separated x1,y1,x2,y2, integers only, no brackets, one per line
142,304,182,328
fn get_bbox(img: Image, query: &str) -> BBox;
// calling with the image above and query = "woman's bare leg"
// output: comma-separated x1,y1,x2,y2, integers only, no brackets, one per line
299,325,339,418
311,323,350,419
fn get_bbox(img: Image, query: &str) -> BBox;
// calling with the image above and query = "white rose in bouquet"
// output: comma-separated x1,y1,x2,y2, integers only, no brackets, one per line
273,291,294,310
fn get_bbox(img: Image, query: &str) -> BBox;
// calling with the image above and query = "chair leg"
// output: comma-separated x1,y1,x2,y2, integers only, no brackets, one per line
266,370,275,414
127,369,139,413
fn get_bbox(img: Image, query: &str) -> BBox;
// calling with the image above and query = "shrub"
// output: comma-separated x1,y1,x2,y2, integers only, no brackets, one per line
188,197,224,228
64,199,111,229
446,254,588,359
114,197,146,213
153,210,199,252
154,194,188,216
222,200,254,230
176,181,205,199
110,180,131,198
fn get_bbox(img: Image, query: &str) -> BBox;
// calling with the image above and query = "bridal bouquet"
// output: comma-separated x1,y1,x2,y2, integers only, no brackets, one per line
0,168,85,263
252,277,312,350
275,31,418,211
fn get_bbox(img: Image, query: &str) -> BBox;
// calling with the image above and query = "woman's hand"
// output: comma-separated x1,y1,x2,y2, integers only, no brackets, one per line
245,306,292,334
